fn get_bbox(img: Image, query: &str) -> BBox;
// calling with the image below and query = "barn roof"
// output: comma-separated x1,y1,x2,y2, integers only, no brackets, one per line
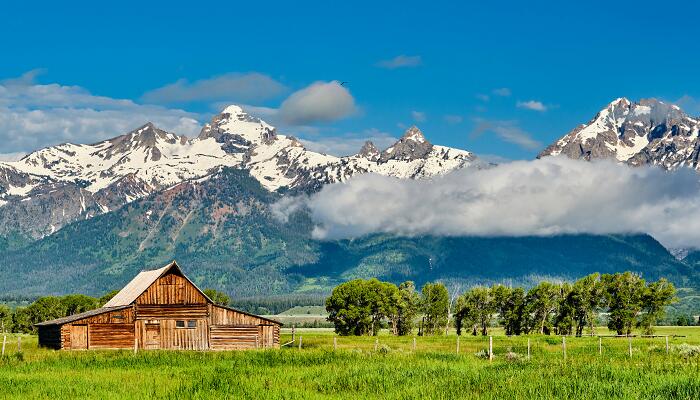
103,260,211,307
35,305,131,326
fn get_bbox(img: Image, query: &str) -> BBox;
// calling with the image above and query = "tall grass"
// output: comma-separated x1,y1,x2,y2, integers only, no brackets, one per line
1,328,699,399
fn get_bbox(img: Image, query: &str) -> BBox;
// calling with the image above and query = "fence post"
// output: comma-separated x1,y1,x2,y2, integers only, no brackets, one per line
298,336,303,350
665,336,669,355
333,336,337,350
412,337,416,352
628,337,632,358
489,336,493,361
292,325,296,343
527,338,531,360
562,336,567,360
456,336,460,353
374,337,378,351
2,335,6,356
17,336,21,353
134,336,138,354
599,337,602,356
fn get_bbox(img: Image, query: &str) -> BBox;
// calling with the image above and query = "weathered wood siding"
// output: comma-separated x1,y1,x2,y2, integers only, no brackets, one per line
89,324,135,349
209,326,259,350
210,305,271,325
135,272,207,305
58,308,135,350
135,304,208,319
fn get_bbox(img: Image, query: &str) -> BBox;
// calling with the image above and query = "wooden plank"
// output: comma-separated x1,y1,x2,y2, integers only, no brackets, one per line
209,326,259,350
88,324,135,349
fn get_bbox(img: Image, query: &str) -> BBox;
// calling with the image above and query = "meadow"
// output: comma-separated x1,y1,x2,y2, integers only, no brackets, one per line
1,327,699,399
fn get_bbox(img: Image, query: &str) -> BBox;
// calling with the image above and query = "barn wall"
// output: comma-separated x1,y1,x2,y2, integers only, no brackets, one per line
135,304,208,319
209,326,259,350
88,324,135,349
135,272,207,305
210,305,273,325
58,308,135,350
209,305,281,349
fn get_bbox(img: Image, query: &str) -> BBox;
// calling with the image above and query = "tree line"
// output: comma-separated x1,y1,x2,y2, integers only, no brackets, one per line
325,272,683,336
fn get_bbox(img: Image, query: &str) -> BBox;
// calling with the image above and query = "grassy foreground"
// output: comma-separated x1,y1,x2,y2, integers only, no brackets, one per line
1,328,699,399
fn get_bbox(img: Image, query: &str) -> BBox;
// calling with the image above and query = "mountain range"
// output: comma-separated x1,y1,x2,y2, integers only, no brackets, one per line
1,100,700,298
0,105,474,239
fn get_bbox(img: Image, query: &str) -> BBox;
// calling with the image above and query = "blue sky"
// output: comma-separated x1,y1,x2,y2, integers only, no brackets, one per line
2,0,700,160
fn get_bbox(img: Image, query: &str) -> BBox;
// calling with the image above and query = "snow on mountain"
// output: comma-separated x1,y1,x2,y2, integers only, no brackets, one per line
539,98,700,170
0,105,476,237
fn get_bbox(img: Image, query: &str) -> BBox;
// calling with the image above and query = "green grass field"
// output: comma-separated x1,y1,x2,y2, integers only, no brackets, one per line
1,327,700,399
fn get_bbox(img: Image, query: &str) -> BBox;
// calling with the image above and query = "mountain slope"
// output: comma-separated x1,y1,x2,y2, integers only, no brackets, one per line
539,98,700,170
0,168,695,297
0,105,475,238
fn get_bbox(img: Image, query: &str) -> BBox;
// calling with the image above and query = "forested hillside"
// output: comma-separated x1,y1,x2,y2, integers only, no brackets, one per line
0,168,697,298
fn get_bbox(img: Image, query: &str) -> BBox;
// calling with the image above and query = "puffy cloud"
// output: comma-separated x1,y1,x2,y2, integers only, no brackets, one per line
300,128,397,156
0,71,201,153
517,100,547,112
275,157,700,248
411,111,426,122
472,119,542,150
376,55,422,69
142,72,286,104
492,88,512,97
278,81,357,125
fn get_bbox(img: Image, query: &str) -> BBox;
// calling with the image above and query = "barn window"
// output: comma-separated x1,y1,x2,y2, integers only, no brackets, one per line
187,320,197,328
176,320,185,328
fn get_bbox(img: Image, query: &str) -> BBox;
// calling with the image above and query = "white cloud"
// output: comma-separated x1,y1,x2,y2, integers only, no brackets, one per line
476,94,490,102
377,55,422,69
278,81,357,125
411,111,426,122
142,72,286,104
0,71,202,153
275,157,700,248
299,128,397,156
472,119,542,151
444,115,463,124
517,100,548,112
492,88,512,97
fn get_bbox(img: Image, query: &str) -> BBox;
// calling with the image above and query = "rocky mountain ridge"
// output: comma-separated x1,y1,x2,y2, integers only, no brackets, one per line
539,97,700,170
0,105,475,238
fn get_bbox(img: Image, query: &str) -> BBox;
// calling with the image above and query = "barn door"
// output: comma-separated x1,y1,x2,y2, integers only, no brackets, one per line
145,323,161,349
70,325,88,350
260,325,274,348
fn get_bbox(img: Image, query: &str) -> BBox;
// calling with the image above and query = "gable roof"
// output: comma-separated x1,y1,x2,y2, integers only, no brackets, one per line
103,260,212,307
35,305,131,327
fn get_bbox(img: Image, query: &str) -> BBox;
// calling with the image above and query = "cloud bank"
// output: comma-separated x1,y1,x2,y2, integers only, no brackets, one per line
0,71,201,153
274,157,700,248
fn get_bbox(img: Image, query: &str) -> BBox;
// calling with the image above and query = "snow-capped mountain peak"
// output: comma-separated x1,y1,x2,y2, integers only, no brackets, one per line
0,104,477,238
539,97,700,169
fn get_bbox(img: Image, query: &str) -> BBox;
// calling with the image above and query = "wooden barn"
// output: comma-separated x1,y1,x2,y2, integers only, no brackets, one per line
36,261,281,350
